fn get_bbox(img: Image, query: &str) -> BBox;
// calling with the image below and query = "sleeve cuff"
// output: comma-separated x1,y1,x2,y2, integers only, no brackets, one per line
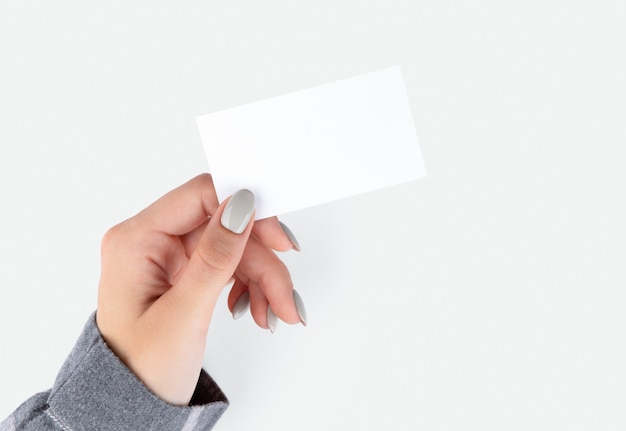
46,312,228,431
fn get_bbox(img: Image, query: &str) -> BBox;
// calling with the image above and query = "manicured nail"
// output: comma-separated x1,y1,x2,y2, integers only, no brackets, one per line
221,189,255,234
279,221,301,251
267,305,278,333
232,291,250,320
293,290,308,326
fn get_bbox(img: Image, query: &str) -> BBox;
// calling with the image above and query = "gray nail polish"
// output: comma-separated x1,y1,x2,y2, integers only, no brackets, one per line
232,291,250,320
267,305,278,333
293,290,308,326
221,189,255,234
279,221,301,252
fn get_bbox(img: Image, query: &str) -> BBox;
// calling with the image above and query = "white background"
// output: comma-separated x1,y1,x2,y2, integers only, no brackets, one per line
1,1,625,429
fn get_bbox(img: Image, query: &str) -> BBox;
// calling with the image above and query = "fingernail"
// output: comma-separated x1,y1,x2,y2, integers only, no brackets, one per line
279,221,301,252
232,291,250,320
293,290,308,326
267,305,278,333
221,189,255,234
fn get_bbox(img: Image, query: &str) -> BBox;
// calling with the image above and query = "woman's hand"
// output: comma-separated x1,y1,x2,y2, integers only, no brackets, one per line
96,174,305,406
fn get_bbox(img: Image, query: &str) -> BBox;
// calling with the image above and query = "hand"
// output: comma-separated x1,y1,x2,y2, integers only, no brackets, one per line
96,174,306,406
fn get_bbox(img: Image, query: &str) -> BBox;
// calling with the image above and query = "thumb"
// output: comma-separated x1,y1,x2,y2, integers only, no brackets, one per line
129,188,255,406
167,189,255,325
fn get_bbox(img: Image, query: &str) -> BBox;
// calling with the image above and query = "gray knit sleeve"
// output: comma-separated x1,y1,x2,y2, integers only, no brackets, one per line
1,313,228,431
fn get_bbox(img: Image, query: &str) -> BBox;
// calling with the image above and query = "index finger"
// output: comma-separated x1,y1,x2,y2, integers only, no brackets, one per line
137,174,219,236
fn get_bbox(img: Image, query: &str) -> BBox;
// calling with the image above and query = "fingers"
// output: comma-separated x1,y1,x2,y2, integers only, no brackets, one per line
228,277,249,318
137,174,219,237
229,276,308,332
141,174,305,331
248,281,271,329
252,217,301,252
240,237,301,325
179,212,300,327
181,216,300,258
226,236,307,330
224,218,306,330
157,189,256,331
189,219,305,330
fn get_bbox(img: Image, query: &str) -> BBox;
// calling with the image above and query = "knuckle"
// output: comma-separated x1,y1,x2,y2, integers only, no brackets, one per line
100,219,139,255
193,173,214,189
195,235,237,277
260,258,291,285
100,223,124,254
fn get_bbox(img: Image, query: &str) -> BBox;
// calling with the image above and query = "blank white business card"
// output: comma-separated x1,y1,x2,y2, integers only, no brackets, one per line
196,66,426,220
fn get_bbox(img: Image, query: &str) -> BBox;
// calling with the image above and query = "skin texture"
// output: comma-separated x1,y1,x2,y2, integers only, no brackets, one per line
96,174,301,406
